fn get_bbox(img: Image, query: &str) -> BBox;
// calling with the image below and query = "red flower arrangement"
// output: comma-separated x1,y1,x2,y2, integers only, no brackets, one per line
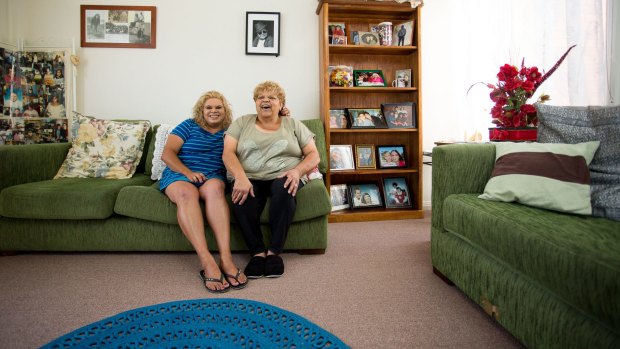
481,45,576,130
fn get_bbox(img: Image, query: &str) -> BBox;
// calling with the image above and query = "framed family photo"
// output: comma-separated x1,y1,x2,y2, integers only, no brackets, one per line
381,102,416,128
349,183,383,209
377,145,407,169
80,5,157,48
355,144,376,169
246,12,280,56
330,145,355,171
347,108,386,129
354,70,386,87
329,109,349,129
382,177,412,208
330,184,350,211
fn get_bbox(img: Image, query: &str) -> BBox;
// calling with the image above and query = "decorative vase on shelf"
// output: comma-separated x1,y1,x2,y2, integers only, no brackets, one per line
489,127,538,142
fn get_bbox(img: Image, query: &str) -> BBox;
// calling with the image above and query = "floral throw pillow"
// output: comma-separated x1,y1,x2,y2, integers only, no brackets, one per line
54,113,151,179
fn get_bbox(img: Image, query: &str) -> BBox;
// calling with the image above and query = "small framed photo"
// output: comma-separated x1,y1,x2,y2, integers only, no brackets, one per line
348,108,382,129
328,65,354,87
392,20,414,46
353,70,386,87
329,109,349,129
377,145,407,169
349,183,383,209
355,144,376,169
381,102,416,128
330,145,355,171
359,31,380,46
394,69,412,88
332,35,347,45
328,22,346,44
351,31,360,45
382,177,412,208
246,12,280,56
330,184,350,211
80,5,157,48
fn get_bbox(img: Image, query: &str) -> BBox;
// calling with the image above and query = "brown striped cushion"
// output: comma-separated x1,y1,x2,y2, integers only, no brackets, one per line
479,141,600,215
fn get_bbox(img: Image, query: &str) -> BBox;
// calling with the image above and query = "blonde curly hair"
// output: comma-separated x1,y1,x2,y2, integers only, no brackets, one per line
253,81,286,107
192,90,233,129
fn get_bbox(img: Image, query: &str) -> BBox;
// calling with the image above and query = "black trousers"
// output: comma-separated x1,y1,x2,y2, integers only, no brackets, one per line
232,177,303,255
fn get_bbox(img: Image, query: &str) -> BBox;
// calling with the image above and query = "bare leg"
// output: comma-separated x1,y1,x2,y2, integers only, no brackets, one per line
165,181,228,291
199,179,247,287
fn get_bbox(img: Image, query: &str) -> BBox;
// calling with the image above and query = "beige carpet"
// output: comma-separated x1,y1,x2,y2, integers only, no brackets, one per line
0,214,524,348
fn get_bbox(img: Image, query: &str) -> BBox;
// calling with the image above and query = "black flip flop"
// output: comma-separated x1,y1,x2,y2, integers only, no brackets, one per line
223,268,249,290
199,270,230,294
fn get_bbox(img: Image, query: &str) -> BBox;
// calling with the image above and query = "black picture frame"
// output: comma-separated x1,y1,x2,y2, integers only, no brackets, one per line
381,102,416,129
377,145,407,169
348,108,383,129
353,70,386,87
330,184,350,211
382,177,413,208
245,12,280,56
349,183,383,209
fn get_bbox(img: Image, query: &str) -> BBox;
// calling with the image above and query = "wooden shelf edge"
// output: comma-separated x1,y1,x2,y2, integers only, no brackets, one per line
328,209,424,223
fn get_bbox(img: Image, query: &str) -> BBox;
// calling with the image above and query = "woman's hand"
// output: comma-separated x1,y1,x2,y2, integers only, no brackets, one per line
185,171,206,183
278,168,302,196
232,177,254,204
280,106,291,117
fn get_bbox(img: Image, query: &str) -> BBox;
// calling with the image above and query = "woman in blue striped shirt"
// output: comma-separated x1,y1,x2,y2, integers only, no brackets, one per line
160,91,247,293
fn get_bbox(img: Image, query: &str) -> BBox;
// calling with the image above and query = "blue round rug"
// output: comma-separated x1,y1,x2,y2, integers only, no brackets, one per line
42,298,349,348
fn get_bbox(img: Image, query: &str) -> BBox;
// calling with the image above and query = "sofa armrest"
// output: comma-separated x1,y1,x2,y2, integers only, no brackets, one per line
0,143,70,192
431,143,496,230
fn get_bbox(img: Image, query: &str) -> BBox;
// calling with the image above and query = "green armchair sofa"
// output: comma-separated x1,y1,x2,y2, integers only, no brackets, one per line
0,119,331,254
431,143,620,349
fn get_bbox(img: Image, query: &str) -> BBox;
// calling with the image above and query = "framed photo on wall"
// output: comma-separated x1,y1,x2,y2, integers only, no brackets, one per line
330,184,350,211
382,177,412,208
80,5,157,48
330,145,355,171
246,12,280,56
377,145,407,169
349,183,383,209
381,102,416,128
355,144,376,169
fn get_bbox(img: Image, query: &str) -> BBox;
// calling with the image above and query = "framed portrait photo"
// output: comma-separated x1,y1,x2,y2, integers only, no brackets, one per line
80,5,157,48
377,145,407,169
359,31,380,46
246,12,280,56
382,177,412,208
391,20,414,46
330,145,355,171
329,109,349,129
381,102,416,129
354,70,386,87
330,184,350,212
355,144,376,169
349,183,383,209
394,69,412,88
328,22,347,45
348,108,378,129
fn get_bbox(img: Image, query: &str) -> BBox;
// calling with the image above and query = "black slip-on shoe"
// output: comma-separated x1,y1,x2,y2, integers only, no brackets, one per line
264,255,284,278
245,256,266,279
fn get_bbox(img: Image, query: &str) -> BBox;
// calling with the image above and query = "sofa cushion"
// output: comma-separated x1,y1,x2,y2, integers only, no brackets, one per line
536,104,620,221
0,174,153,219
442,193,620,330
114,179,331,224
479,141,599,215
300,119,328,174
55,113,151,179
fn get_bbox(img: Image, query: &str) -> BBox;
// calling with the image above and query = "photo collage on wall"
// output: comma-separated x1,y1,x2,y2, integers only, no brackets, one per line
0,47,69,145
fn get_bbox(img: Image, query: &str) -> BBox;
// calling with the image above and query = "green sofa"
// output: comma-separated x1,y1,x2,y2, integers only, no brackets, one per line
431,144,620,349
0,119,331,254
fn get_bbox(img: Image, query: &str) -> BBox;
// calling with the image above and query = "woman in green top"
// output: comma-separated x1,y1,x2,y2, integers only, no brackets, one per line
223,81,320,279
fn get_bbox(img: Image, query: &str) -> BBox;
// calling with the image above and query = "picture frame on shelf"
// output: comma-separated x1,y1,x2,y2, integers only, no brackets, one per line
349,183,383,209
328,22,346,44
348,108,380,129
245,12,281,56
80,5,157,48
394,69,412,88
382,177,412,208
355,144,376,169
381,102,416,128
329,109,349,129
359,32,380,46
351,31,360,45
377,145,407,169
353,70,386,87
332,36,347,45
330,184,350,212
328,65,354,87
330,144,355,171
391,20,414,46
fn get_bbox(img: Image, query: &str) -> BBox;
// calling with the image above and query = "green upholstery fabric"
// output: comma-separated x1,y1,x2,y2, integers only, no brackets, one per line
0,174,153,219
143,124,159,176
443,193,620,330
300,119,328,174
114,179,331,225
